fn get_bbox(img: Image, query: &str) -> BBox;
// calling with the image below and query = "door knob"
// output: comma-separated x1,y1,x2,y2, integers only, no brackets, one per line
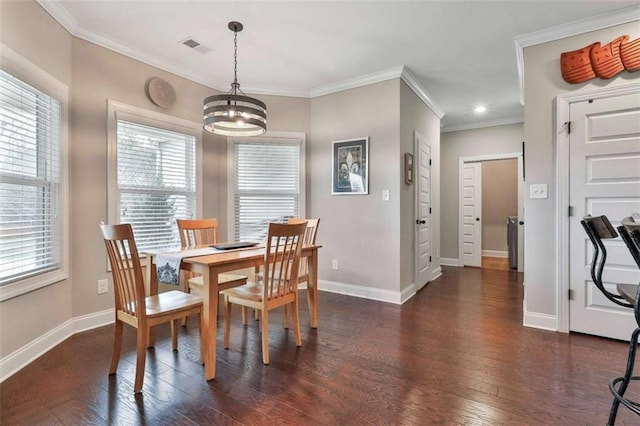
519,221,524,225
416,219,426,225
476,218,480,221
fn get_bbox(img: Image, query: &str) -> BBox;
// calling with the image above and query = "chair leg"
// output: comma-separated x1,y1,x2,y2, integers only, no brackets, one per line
261,308,270,365
608,327,640,425
241,306,248,325
171,319,178,351
134,327,147,393
223,296,232,349
293,300,302,347
284,304,290,329
109,320,123,374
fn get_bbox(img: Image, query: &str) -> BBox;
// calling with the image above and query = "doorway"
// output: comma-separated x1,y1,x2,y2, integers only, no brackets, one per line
556,84,640,339
458,152,524,272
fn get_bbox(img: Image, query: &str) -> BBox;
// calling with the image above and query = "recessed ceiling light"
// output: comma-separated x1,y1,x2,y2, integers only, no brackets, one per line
475,105,487,113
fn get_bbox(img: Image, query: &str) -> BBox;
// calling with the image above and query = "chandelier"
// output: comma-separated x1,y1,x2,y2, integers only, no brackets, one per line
203,21,267,136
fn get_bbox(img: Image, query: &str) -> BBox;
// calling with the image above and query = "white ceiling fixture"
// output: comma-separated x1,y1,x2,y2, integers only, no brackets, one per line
36,1,640,131
203,21,267,137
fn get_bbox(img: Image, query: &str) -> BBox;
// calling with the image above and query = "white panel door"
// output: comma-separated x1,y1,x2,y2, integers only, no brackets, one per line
569,92,640,340
416,132,431,289
462,162,482,267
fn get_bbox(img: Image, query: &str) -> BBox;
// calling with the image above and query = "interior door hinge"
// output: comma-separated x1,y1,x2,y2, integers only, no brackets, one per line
429,159,432,166
429,207,432,214
568,206,574,217
567,121,571,134
568,289,574,300
429,255,432,262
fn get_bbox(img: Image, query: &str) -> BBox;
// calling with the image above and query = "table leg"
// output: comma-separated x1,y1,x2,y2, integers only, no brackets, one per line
145,255,158,346
309,249,318,329
201,267,219,380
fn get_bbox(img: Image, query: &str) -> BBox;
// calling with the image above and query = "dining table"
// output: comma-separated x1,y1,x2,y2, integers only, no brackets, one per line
144,243,321,380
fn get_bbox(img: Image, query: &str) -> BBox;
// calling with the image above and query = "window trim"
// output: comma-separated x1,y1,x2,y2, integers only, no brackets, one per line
0,43,69,302
226,131,306,240
107,100,203,255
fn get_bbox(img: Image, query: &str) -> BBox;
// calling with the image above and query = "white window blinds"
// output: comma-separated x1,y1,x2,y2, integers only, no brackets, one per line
233,141,300,241
0,69,62,285
116,120,196,252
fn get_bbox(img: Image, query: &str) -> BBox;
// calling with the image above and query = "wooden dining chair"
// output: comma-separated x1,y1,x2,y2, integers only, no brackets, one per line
222,222,307,364
251,218,320,325
286,218,320,326
177,218,248,326
100,223,204,394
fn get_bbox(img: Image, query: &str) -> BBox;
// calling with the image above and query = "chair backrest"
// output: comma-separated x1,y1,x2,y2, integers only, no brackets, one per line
263,222,307,302
100,223,146,320
288,218,320,277
620,216,640,269
288,218,320,245
177,218,218,247
581,215,632,308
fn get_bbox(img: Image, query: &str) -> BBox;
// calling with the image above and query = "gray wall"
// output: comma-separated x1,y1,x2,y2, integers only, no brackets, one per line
0,1,311,358
482,159,518,252
522,21,640,320
440,123,523,260
0,0,73,360
400,81,441,287
310,80,401,292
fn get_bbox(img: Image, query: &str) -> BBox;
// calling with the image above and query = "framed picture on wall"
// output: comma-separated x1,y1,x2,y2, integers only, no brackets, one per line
332,137,369,195
404,153,414,185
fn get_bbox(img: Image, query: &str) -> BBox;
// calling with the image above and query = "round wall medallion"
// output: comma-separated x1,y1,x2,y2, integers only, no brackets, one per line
145,77,176,108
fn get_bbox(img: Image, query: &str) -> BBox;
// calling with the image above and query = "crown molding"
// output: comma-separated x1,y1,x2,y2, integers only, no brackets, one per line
441,116,523,133
514,5,640,105
37,0,78,34
309,66,404,98
37,0,443,113
400,67,445,118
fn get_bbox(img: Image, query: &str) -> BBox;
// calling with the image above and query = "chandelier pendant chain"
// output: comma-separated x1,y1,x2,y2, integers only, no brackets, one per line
232,29,239,95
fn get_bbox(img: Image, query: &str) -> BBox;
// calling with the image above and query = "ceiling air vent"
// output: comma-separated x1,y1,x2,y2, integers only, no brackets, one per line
182,38,201,48
179,37,211,54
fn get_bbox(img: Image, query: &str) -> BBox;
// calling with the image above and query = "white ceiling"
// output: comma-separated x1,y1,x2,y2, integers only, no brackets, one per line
39,1,639,131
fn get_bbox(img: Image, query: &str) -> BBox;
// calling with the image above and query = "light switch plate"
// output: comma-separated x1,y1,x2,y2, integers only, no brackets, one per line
382,190,390,201
529,184,548,199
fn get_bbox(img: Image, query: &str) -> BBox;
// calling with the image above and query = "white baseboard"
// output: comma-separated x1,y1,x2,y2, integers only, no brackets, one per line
0,319,73,383
482,250,508,258
523,299,558,331
74,308,114,333
319,280,407,305
431,266,442,281
401,283,416,303
440,258,459,267
0,309,114,383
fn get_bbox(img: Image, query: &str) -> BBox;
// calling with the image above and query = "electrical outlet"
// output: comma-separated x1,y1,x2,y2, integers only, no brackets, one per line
97,279,108,294
331,259,339,270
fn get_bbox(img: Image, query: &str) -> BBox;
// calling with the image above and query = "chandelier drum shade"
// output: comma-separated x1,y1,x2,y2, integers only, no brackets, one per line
203,21,267,137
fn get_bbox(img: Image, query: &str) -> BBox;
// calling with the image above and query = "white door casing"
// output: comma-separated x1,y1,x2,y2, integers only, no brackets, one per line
568,91,640,340
415,131,431,290
458,153,523,270
460,162,482,267
517,156,524,273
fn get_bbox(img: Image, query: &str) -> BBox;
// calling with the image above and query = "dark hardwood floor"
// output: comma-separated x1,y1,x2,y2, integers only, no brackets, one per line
2,266,638,425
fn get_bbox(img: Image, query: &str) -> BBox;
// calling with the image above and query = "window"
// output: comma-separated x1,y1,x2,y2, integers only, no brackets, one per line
108,101,202,254
0,49,69,301
228,134,305,241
